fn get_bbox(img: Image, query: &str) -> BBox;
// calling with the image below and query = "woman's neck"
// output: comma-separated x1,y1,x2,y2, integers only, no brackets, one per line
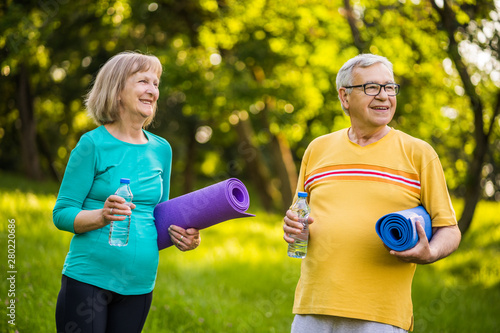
104,122,148,144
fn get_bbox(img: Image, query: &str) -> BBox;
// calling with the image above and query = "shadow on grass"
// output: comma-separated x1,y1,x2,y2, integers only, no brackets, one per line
146,259,298,333
0,171,60,195
413,266,500,333
411,205,500,333
145,215,300,333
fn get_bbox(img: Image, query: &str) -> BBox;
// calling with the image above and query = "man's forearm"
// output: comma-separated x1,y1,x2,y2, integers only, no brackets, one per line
428,224,461,263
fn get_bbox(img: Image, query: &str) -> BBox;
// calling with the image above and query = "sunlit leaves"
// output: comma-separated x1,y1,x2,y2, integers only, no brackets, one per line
0,0,498,200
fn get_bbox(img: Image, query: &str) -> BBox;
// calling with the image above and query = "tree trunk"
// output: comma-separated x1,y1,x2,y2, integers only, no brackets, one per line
183,123,197,194
431,0,496,234
269,133,298,211
36,132,61,181
258,101,298,211
235,118,279,212
458,144,486,233
343,0,366,53
17,63,42,180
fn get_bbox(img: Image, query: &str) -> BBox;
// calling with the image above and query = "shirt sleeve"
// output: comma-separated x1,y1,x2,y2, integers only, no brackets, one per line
291,142,311,207
159,141,172,203
52,135,97,233
420,151,458,227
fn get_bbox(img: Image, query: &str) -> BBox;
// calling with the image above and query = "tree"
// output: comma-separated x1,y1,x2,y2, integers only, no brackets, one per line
1,0,498,229
430,0,500,233
187,0,356,209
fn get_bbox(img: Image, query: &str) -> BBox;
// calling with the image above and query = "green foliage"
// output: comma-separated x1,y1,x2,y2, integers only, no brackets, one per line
0,0,499,200
0,173,499,332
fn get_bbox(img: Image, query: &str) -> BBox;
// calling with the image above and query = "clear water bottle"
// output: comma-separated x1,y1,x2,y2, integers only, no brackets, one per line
109,178,133,247
287,191,310,259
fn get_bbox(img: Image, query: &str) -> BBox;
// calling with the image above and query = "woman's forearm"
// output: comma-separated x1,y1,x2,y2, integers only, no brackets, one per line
73,209,108,234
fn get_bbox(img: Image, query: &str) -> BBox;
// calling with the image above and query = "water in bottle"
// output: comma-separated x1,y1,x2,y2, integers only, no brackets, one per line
287,191,310,258
109,178,133,247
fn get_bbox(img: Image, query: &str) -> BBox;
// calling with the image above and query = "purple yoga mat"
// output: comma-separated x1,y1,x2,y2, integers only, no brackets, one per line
154,178,254,250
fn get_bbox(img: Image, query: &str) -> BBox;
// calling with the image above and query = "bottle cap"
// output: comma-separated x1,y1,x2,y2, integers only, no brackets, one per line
298,191,308,198
120,178,130,184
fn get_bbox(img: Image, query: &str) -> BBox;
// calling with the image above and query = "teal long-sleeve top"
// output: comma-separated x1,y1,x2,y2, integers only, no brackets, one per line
53,126,172,295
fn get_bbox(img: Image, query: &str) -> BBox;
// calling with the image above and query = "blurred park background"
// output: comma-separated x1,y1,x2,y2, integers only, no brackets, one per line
0,0,499,332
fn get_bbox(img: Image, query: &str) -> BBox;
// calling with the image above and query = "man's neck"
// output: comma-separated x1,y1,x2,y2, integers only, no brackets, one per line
348,125,391,147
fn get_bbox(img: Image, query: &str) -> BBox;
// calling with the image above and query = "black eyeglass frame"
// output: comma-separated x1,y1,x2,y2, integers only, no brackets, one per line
343,83,400,96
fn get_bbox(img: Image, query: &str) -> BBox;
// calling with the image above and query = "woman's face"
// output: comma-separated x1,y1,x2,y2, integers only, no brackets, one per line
118,69,160,123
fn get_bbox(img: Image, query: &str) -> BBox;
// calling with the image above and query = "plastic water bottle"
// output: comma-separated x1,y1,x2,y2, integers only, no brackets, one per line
287,191,310,258
109,178,133,247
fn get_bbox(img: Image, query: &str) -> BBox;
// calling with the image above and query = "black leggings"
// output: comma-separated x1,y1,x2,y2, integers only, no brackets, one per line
56,275,153,333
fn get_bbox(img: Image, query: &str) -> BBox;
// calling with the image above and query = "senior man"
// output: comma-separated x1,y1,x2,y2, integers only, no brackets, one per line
283,53,461,333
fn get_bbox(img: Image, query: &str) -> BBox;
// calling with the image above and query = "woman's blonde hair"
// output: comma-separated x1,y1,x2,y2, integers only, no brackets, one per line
85,51,163,128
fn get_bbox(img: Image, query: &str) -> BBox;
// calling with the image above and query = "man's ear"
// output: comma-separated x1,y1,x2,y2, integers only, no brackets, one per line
338,88,350,110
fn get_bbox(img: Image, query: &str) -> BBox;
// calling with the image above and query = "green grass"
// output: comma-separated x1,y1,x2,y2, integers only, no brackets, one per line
412,201,500,333
0,172,498,332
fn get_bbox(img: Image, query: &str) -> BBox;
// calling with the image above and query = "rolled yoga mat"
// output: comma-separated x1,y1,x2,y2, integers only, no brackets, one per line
375,206,433,251
154,178,254,250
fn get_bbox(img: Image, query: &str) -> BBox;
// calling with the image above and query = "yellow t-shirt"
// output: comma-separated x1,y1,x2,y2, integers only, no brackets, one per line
292,128,457,331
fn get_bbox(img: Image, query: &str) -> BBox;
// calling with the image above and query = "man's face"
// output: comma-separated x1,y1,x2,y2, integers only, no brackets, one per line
340,63,397,132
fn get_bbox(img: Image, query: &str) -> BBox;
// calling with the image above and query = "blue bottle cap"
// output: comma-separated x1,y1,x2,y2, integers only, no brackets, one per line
298,191,308,197
120,178,130,184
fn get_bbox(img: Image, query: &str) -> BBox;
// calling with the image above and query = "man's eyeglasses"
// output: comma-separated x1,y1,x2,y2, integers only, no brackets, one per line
343,83,400,96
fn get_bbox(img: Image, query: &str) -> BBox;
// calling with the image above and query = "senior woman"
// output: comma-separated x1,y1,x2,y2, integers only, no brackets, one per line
53,51,200,333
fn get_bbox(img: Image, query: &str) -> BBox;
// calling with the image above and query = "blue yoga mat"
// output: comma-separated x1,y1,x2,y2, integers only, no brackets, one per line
375,206,433,251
